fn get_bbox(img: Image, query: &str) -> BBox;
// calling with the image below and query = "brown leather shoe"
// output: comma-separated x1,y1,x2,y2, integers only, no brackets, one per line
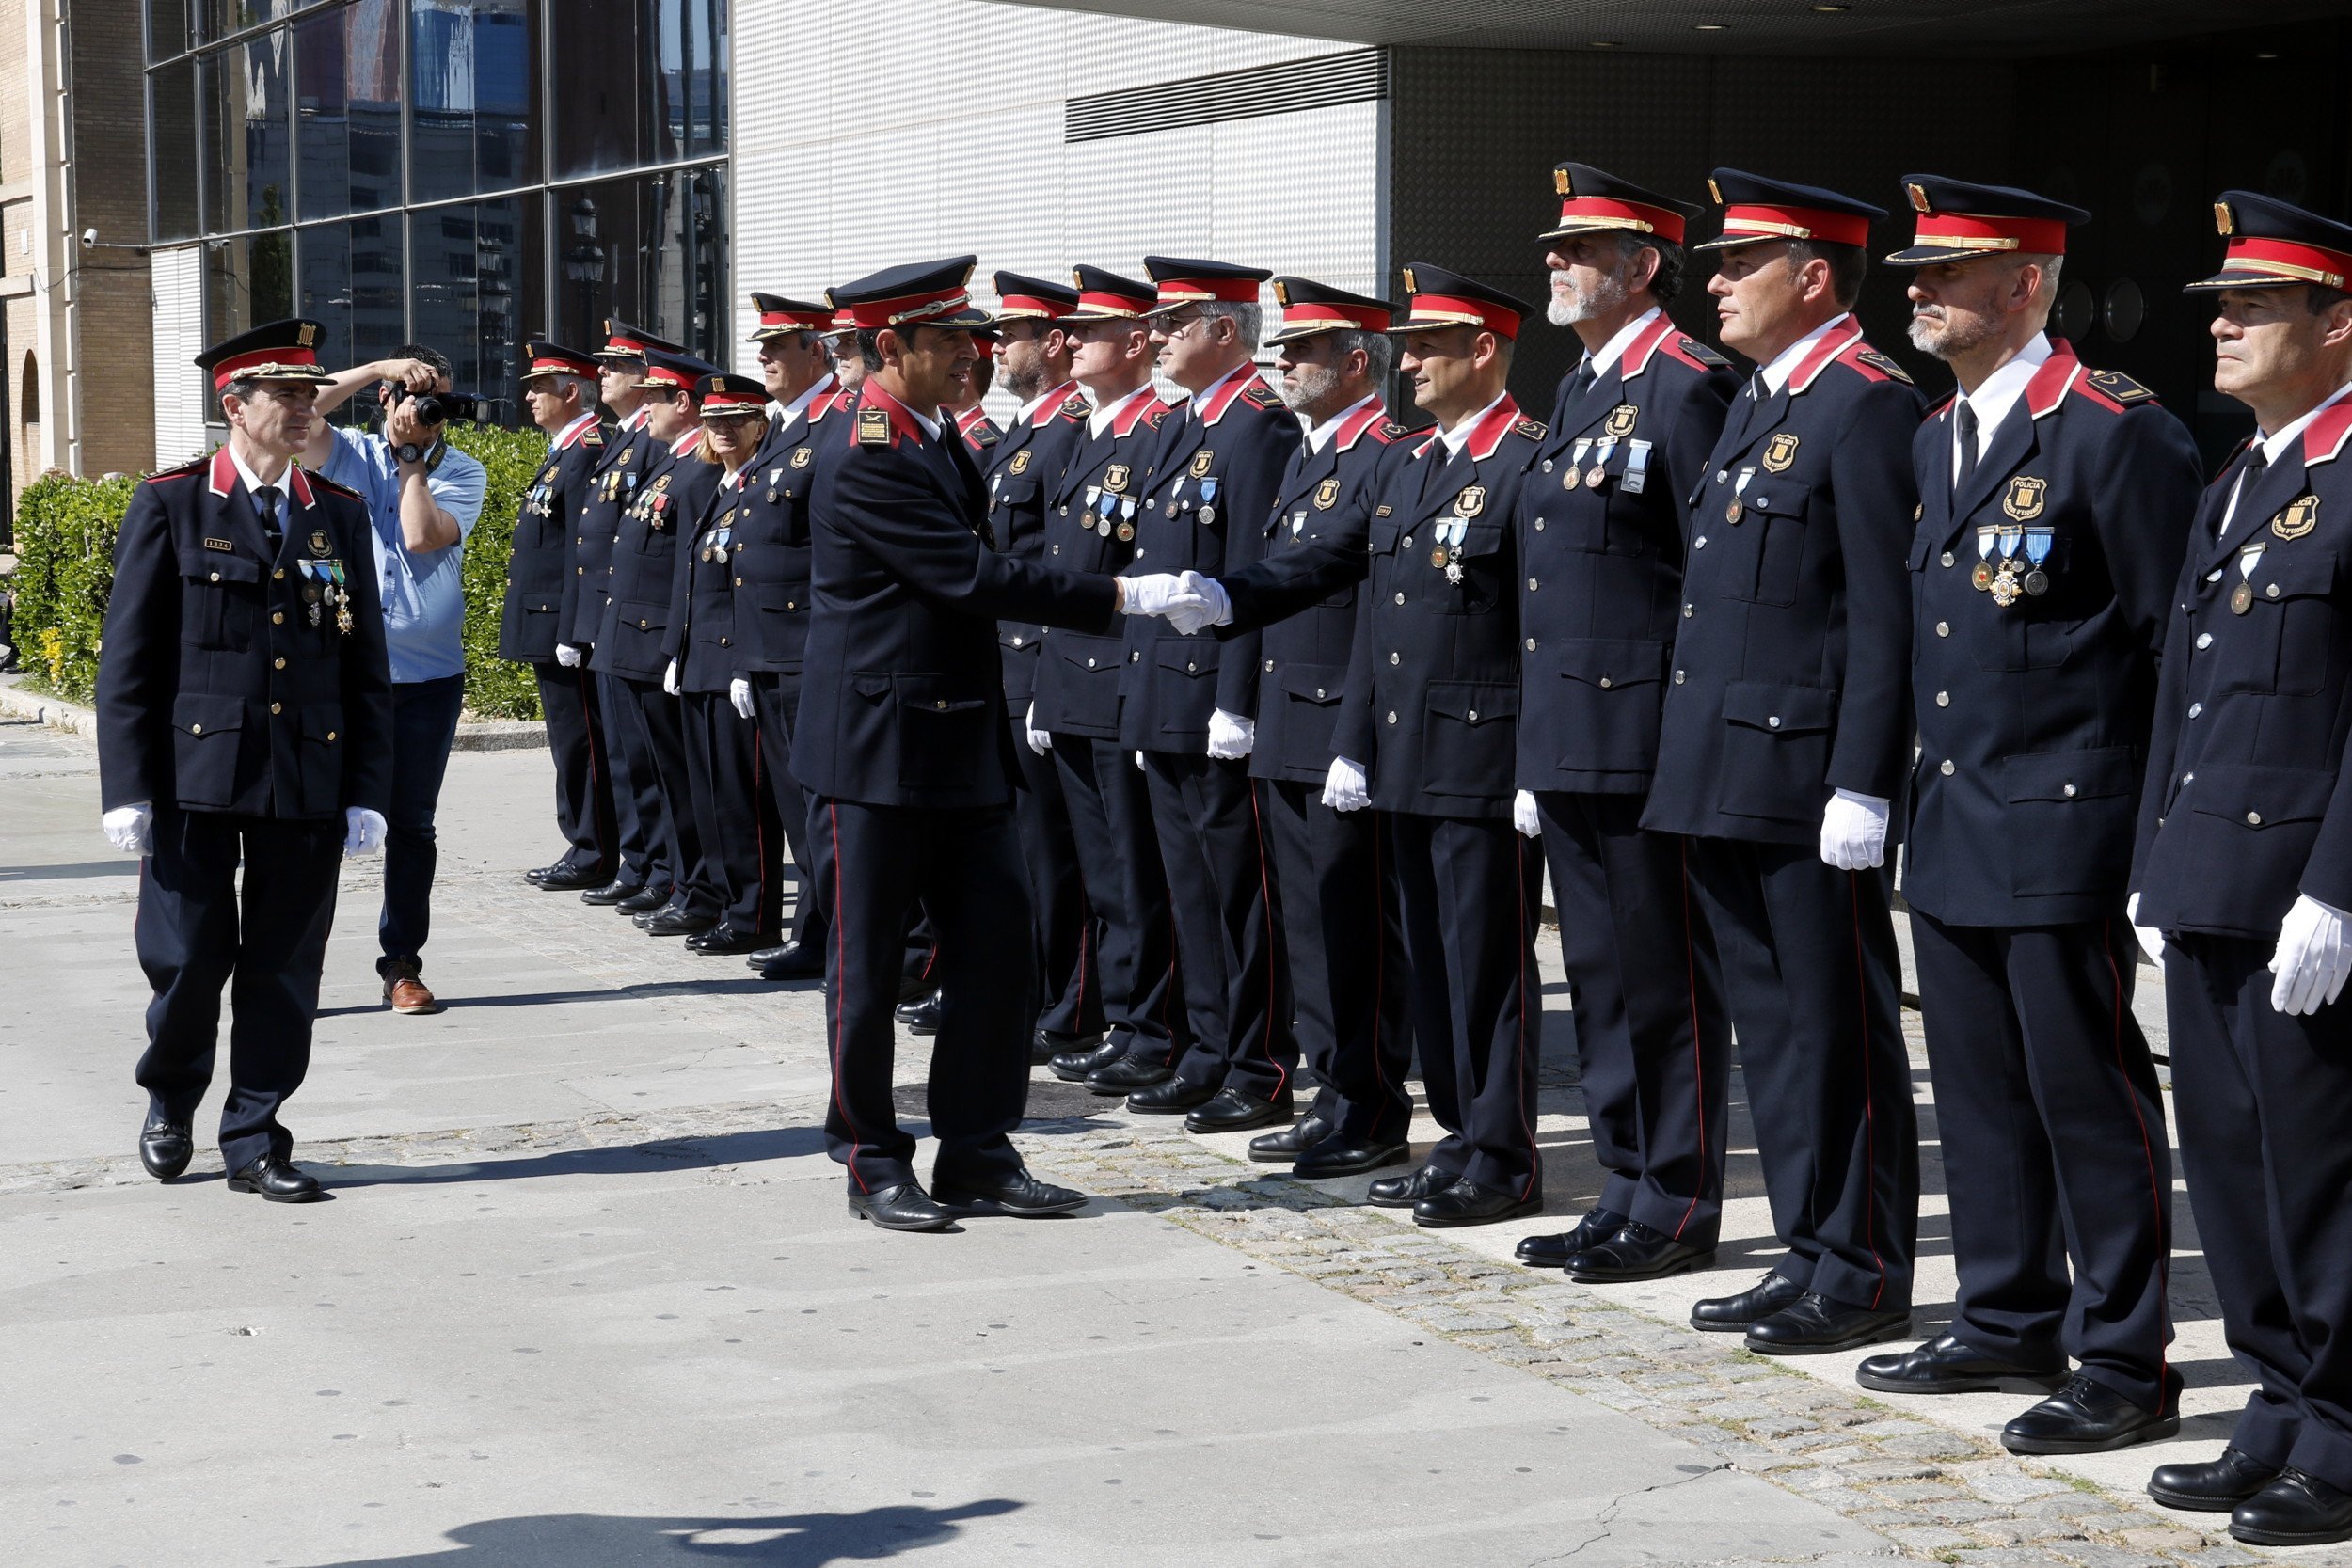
384,966,442,1015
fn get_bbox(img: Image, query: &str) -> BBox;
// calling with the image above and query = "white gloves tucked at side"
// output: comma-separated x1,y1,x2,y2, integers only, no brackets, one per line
1819,789,1890,871
1025,703,1052,756
103,802,154,856
729,678,755,720
2126,892,2166,969
2271,893,2352,1016
343,806,388,859
1206,709,1254,761
1513,789,1541,839
1322,756,1369,813
555,643,583,669
662,659,681,697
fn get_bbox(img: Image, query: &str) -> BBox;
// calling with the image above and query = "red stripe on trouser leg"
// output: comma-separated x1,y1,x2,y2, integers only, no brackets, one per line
1367,812,1394,1137
580,679,608,863
2104,917,2169,1387
1849,870,1888,1309
751,718,768,929
1672,836,1708,1242
1513,833,1538,1201
827,800,865,1193
1245,776,1287,1101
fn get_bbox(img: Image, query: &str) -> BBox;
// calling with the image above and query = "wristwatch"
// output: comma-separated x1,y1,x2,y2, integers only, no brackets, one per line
394,441,426,465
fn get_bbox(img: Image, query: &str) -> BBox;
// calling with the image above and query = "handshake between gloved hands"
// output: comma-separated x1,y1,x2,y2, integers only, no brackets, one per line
1116,571,1230,637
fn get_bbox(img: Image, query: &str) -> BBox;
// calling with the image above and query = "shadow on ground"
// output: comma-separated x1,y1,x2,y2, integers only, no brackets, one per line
308,1499,1025,1566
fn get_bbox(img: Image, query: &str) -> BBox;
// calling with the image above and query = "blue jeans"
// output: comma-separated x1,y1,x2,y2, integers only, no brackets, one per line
378,673,467,976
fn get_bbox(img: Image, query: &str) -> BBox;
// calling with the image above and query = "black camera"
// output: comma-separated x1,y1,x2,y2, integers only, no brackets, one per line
412,391,484,424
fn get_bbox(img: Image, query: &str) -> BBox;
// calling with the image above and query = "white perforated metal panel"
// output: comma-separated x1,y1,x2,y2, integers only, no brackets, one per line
150,245,208,467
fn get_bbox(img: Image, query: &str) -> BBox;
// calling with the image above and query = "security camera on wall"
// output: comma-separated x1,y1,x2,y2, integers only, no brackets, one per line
80,227,96,249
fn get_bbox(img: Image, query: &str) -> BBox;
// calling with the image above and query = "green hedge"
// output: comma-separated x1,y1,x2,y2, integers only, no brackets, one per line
5,421,550,719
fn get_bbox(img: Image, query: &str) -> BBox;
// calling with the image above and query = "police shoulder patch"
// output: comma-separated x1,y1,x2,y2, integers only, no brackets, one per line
1059,391,1092,420
147,455,206,483
1513,415,1547,440
309,470,363,500
1375,420,1408,443
583,429,605,447
2082,367,2158,406
855,404,893,447
1144,407,1168,429
1849,348,1915,386
1676,336,1731,370
1242,383,1283,411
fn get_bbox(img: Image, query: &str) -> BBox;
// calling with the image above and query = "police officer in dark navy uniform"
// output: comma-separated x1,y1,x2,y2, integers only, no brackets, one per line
1109,258,1302,1131
1127,277,1417,1177
1026,266,1189,1094
1326,266,1549,1228
98,319,394,1201
733,294,843,982
663,373,786,956
1643,173,1924,1356
2134,195,2352,1544
576,321,688,912
1503,165,1739,1284
590,347,726,938
793,257,1138,1231
502,341,613,891
1858,177,2201,1457
981,271,1102,1058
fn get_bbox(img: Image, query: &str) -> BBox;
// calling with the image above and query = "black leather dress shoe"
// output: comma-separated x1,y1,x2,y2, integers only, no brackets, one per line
1185,1087,1292,1133
1293,1137,1410,1180
1745,1292,1910,1354
537,862,610,891
644,909,718,938
1368,1164,1459,1209
523,863,558,885
1085,1055,1173,1095
895,991,943,1035
1856,1332,2069,1396
1690,1270,1805,1332
2002,1373,2178,1455
897,972,934,1005
226,1155,325,1203
138,1109,193,1181
1033,1029,1101,1067
2148,1447,2282,1513
1517,1206,1629,1268
847,1182,958,1232
1248,1114,1334,1164
1566,1220,1715,1282
615,885,672,915
1052,1039,1127,1083
2233,1469,2352,1546
1128,1077,1216,1115
581,879,644,907
756,941,826,979
933,1168,1089,1217
1414,1180,1540,1228
689,926,772,956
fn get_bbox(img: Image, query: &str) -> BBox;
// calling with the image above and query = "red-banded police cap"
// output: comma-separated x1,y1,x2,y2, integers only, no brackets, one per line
748,293,833,341
992,270,1080,322
1541,164,1702,246
827,256,993,332
2191,192,2352,293
1884,175,2089,266
198,318,334,390
1063,265,1156,322
641,348,720,395
1695,168,1883,252
697,372,769,416
1389,264,1533,341
1265,277,1397,343
1141,257,1270,317
596,319,686,362
521,340,600,381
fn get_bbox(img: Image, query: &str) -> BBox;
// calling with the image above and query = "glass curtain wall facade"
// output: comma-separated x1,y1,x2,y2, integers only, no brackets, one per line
145,0,728,425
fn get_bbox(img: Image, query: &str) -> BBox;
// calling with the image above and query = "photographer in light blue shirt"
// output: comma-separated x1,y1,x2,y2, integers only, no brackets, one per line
301,347,487,1015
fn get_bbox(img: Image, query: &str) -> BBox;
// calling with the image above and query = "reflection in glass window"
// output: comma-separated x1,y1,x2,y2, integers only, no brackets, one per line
295,0,402,221
410,198,544,417
298,214,404,379
148,0,195,61
409,0,539,205
199,34,292,234
151,62,201,242
202,0,296,43
552,166,728,366
552,0,728,179
205,230,294,345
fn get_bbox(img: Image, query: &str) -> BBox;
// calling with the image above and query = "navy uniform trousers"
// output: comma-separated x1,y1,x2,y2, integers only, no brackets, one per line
618,676,719,922
1145,754,1289,1099
1391,813,1542,1196
1054,734,1185,1065
751,671,824,947
811,798,1037,1192
1264,784,1409,1141
1011,712,1104,1039
601,669,665,893
1696,842,1915,1311
533,660,615,875
681,689,782,936
2168,935,2352,1491
1537,792,1731,1246
134,806,343,1174
1915,911,2173,1408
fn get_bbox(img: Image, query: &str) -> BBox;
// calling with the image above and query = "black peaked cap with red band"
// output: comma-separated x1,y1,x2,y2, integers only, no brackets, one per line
1141,257,1270,317
1389,263,1534,341
1694,169,1885,253
597,319,686,361
1541,164,1703,245
520,339,600,380
2189,191,2352,293
697,372,769,415
993,271,1079,321
748,293,833,341
827,256,993,332
199,318,334,390
1883,175,2090,266
1265,277,1398,344
641,347,720,395
1063,265,1156,321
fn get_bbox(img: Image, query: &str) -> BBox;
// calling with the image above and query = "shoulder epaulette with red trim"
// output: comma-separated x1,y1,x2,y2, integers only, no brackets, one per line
581,427,605,447
145,455,206,483
1513,415,1547,440
1143,407,1169,429
2077,367,2159,410
1841,345,1915,386
308,470,364,500
1375,420,1408,443
1242,383,1283,411
1661,335,1731,372
1058,391,1091,420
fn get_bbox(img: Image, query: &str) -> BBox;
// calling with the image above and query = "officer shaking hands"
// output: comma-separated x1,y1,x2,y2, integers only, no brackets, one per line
97,319,394,1202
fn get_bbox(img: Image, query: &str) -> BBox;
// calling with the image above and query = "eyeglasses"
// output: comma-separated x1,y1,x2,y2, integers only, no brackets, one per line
1155,312,1206,338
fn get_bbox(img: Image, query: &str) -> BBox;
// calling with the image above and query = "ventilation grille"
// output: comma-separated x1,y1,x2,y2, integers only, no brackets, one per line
1065,48,1389,144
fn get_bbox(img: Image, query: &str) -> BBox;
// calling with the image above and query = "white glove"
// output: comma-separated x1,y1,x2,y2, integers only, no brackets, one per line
1322,755,1369,813
103,802,153,856
1025,703,1052,755
2126,892,2166,968
1117,573,1188,617
1819,788,1891,871
343,806,388,859
662,659,681,697
2269,894,2352,1016
1167,570,1233,637
1513,789,1541,839
1206,709,1254,761
1135,750,1146,771
555,643,582,669
729,677,755,720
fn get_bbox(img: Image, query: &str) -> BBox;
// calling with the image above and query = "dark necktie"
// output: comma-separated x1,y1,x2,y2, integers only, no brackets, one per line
1953,402,1979,496
1563,356,1597,409
2223,443,2270,539
253,485,283,554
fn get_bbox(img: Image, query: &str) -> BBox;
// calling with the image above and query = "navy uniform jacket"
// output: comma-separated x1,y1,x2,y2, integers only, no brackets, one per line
590,432,723,684
2135,401,2352,939
981,385,1084,708
498,418,605,662
1027,388,1174,738
791,386,1121,810
561,416,646,648
956,406,1004,454
97,449,393,820
1211,398,1409,784
1118,368,1300,752
1645,324,1924,843
1514,312,1740,795
663,468,751,694
731,389,850,678
1334,397,1547,820
1905,341,2201,927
